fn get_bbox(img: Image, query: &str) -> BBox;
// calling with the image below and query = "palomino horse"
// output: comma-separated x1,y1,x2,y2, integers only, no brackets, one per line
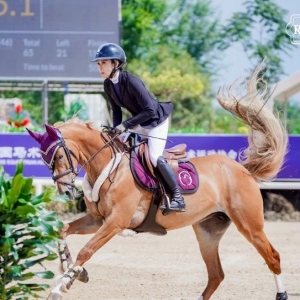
27,66,289,300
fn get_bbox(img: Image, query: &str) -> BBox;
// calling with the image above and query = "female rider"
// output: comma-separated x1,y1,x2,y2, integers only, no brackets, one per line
92,43,185,212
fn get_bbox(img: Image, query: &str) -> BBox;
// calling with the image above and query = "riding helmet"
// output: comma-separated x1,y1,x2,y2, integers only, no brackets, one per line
92,43,126,67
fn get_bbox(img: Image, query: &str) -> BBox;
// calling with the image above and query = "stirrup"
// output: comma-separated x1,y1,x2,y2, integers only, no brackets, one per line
169,200,186,212
160,199,186,213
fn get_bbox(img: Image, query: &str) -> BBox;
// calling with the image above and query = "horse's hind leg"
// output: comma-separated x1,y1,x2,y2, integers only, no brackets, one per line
193,212,231,300
229,188,288,300
237,227,287,299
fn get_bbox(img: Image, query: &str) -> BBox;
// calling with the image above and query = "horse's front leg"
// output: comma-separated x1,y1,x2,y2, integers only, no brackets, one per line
51,213,129,298
57,213,103,280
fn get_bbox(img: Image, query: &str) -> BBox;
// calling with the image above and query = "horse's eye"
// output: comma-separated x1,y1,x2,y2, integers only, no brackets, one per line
58,154,63,160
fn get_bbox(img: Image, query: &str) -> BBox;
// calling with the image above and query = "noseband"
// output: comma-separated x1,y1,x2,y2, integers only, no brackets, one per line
49,138,79,188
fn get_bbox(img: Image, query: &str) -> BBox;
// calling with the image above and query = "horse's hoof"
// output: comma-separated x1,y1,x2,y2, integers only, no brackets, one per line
47,293,63,300
77,267,89,283
276,291,288,300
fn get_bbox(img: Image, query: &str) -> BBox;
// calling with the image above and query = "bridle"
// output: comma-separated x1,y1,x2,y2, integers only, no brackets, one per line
50,131,124,190
50,138,79,188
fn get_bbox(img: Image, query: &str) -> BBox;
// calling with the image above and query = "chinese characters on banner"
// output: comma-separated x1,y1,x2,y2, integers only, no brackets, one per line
1,133,299,179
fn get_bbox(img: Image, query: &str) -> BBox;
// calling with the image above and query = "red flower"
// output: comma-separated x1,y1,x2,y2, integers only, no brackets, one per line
14,121,21,128
15,104,22,114
21,118,30,126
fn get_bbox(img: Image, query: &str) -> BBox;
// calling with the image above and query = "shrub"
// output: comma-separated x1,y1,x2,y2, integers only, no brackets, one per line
0,162,66,299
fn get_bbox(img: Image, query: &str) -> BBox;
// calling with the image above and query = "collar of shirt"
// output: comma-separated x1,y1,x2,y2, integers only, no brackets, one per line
110,71,120,84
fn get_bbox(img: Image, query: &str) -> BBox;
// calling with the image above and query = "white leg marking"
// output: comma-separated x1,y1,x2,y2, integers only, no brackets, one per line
274,273,285,293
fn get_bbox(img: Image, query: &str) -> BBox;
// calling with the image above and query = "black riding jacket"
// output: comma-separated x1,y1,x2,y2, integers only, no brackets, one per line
104,71,173,129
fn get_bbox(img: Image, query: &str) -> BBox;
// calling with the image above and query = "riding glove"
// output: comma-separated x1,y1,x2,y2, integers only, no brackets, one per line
114,123,127,134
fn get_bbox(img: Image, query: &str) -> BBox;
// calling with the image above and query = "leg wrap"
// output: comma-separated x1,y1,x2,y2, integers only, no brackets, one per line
56,266,83,292
58,242,73,273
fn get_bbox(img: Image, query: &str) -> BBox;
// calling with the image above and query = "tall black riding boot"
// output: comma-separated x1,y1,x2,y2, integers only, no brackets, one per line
156,156,186,212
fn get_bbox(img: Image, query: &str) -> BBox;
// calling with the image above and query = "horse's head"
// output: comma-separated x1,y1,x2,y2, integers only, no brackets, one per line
27,124,80,200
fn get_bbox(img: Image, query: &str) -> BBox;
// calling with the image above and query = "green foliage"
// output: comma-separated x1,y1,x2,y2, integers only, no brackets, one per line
121,0,168,61
212,108,249,133
0,124,41,133
1,91,65,127
122,0,221,74
61,97,89,121
127,46,213,131
1,0,294,133
274,100,300,134
219,0,294,83
0,162,66,299
160,0,221,73
47,92,65,125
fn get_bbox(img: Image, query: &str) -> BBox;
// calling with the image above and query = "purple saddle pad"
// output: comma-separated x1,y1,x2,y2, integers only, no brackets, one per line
130,152,199,193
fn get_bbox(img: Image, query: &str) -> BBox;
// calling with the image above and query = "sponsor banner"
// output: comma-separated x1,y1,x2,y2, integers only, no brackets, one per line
166,134,300,180
1,133,300,180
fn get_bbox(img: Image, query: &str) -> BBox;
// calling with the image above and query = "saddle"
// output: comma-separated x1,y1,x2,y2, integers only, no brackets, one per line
113,133,199,235
137,139,188,177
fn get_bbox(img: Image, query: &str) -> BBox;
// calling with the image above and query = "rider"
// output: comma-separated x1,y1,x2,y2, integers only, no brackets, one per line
92,43,186,212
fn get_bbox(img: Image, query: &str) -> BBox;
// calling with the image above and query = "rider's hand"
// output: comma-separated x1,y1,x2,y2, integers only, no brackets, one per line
114,123,127,134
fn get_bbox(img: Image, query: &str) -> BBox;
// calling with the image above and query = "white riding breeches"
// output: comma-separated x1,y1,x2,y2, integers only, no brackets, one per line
131,118,169,167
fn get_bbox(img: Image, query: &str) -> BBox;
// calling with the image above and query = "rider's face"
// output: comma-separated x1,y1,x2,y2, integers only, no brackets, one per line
97,60,116,79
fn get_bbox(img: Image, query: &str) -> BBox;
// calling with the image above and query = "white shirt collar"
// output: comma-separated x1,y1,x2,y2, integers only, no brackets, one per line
110,71,120,84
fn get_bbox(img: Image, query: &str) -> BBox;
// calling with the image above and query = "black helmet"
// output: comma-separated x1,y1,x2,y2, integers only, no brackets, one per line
92,43,126,66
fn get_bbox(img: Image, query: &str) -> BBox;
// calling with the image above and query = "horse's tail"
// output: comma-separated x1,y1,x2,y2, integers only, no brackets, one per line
217,63,288,181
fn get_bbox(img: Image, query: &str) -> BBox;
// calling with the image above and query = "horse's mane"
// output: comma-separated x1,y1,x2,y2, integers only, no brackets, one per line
53,117,99,131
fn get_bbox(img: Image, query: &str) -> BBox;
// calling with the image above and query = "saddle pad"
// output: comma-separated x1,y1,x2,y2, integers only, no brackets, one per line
130,152,199,193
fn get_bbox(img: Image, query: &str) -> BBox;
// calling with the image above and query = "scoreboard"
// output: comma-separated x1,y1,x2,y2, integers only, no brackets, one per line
0,0,119,80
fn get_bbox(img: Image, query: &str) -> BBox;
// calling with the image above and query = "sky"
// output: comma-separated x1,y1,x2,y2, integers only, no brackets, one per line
211,0,300,97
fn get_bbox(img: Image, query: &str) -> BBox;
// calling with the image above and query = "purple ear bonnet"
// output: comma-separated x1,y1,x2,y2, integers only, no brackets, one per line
27,125,63,170
39,130,62,169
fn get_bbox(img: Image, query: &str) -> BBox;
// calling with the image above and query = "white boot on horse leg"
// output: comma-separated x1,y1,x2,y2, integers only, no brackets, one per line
58,242,89,283
58,242,72,273
274,274,288,300
46,282,63,300
47,266,84,299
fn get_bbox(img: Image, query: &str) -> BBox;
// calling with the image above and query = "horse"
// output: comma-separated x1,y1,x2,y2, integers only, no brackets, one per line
27,65,289,300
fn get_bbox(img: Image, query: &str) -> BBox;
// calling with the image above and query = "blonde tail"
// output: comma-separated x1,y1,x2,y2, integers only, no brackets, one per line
217,63,288,181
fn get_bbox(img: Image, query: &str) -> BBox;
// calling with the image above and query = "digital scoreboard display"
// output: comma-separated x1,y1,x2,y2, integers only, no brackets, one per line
0,0,119,80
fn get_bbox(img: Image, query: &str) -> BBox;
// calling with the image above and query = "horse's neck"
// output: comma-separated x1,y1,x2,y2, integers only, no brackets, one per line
78,133,117,184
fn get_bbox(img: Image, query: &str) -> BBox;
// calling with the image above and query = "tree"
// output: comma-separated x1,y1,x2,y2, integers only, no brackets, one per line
121,0,168,61
121,0,221,131
218,0,295,83
127,46,213,131
122,0,222,75
159,0,221,74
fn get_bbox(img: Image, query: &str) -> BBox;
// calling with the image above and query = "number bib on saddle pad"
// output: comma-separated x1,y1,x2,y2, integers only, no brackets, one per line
130,149,199,193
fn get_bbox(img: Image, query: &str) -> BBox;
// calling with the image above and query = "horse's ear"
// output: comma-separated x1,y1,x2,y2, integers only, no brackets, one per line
45,124,59,139
26,128,43,144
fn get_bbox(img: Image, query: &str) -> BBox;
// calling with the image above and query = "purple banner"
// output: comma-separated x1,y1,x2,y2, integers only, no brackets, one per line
0,133,300,180
0,133,50,177
166,134,300,181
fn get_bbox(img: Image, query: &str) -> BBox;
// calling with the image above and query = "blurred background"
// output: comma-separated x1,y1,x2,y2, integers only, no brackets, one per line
0,0,299,134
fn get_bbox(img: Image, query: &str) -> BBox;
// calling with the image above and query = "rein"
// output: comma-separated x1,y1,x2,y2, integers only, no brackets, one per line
52,131,124,188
